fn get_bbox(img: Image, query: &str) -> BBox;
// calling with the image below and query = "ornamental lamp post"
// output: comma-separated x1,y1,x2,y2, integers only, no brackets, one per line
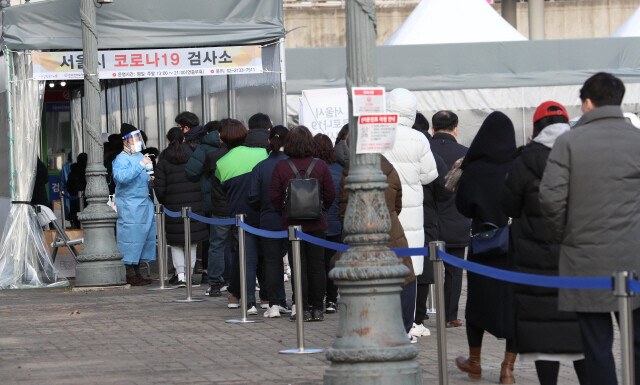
75,0,125,286
323,0,422,384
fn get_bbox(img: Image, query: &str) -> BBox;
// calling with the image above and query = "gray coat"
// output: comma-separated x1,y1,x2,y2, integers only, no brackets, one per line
539,105,640,312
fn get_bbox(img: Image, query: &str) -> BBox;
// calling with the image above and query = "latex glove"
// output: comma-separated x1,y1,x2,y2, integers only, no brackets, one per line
140,154,152,167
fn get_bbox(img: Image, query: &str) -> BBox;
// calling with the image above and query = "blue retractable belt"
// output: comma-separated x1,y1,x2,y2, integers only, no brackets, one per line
163,208,181,218
187,211,236,226
238,221,288,239
294,230,350,251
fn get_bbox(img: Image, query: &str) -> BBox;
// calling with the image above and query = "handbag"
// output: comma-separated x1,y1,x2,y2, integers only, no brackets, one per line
444,157,465,192
471,222,509,258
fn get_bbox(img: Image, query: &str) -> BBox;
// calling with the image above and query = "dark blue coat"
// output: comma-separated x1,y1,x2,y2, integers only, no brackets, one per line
430,132,471,247
327,162,343,237
185,130,222,214
248,151,288,231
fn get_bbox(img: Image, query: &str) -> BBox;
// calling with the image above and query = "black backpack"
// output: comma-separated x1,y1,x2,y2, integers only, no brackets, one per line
284,158,322,221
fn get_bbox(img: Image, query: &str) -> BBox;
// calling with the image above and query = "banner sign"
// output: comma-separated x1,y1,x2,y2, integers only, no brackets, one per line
298,88,349,143
32,46,263,80
356,114,399,154
352,87,386,116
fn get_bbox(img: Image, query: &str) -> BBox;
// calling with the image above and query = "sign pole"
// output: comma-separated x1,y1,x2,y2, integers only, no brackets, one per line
324,0,421,383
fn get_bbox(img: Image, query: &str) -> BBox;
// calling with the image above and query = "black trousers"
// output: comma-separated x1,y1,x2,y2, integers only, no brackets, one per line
261,237,287,307
467,321,516,353
324,234,341,303
444,247,465,322
535,359,589,385
287,230,326,311
576,309,640,385
415,283,430,325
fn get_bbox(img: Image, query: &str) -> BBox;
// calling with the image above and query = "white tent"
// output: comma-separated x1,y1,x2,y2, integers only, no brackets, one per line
384,0,527,45
611,5,640,37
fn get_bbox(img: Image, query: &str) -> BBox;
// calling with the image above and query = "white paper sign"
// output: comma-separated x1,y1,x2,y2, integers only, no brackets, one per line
298,88,349,143
352,87,386,116
356,114,399,154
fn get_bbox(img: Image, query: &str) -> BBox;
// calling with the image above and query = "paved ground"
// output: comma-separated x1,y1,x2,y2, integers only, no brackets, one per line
0,271,619,385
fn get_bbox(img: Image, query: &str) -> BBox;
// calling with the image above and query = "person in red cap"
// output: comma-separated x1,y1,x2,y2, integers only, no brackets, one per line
540,72,640,385
502,101,589,385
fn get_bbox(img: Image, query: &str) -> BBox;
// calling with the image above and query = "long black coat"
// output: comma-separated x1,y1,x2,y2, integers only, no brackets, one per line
502,140,583,354
455,111,516,339
155,144,208,246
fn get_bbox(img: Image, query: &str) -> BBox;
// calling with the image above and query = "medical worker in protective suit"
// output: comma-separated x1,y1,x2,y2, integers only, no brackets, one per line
113,123,156,286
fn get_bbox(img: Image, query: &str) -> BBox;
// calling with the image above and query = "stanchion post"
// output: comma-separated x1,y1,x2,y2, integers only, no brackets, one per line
427,283,436,314
161,209,169,281
280,225,322,354
60,191,66,228
430,241,449,385
148,204,175,291
614,270,636,385
175,207,204,303
226,214,263,323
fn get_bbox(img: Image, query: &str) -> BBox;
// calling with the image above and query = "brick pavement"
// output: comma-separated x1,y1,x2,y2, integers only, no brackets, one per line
0,272,620,385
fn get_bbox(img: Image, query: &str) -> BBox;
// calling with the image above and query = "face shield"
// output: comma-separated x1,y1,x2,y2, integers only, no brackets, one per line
122,130,146,154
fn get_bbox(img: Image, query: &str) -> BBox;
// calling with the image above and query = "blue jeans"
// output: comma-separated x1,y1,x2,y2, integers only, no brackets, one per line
229,230,259,303
207,216,232,286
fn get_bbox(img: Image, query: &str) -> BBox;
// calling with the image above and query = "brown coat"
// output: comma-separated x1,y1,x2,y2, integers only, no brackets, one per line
338,156,416,286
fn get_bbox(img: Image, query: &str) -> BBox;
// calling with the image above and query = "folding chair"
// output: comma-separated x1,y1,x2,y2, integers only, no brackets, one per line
36,205,83,264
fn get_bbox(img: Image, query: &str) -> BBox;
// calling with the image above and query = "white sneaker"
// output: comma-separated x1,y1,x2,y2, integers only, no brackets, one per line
284,274,289,282
247,305,258,315
264,305,280,318
408,333,418,344
410,323,431,337
259,301,269,309
286,265,291,280
291,304,296,317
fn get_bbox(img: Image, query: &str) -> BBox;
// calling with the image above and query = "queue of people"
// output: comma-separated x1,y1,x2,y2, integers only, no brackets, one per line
101,71,640,385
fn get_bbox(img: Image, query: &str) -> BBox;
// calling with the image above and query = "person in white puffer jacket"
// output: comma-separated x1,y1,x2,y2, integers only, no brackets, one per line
383,88,438,341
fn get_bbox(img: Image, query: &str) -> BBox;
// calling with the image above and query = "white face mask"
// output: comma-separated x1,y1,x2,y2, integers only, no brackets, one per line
132,142,143,153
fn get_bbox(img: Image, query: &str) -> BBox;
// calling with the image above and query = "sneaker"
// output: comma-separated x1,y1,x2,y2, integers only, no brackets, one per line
220,284,229,293
191,279,200,287
410,323,431,337
302,310,313,322
286,265,291,280
284,274,289,282
174,280,187,288
325,301,337,314
247,303,258,315
278,302,292,314
258,300,269,309
227,292,240,309
264,305,280,318
206,284,221,297
312,309,324,321
289,304,297,321
408,333,418,344
168,275,179,285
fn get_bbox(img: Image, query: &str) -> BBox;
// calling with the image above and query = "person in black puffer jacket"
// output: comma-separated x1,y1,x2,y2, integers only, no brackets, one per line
155,127,208,287
502,101,587,385
244,113,271,149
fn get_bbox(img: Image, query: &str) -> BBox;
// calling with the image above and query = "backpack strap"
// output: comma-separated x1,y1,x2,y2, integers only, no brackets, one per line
286,158,302,179
305,158,318,178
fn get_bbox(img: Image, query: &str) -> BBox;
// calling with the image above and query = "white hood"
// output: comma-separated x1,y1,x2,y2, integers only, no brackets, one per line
386,88,417,128
533,122,570,149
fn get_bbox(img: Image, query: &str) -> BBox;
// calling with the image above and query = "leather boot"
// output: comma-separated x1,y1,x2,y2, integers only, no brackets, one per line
500,352,517,384
455,346,482,380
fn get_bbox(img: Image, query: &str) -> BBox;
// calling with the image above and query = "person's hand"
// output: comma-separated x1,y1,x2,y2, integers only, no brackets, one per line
140,154,152,167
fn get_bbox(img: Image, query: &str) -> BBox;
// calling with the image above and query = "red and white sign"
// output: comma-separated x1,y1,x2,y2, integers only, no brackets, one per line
32,46,263,80
356,114,398,154
352,87,386,116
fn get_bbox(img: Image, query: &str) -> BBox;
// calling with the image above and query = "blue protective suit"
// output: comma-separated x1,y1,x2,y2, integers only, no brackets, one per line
113,152,156,265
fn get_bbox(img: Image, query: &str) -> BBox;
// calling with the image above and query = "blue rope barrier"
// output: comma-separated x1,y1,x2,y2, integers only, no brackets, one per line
187,211,236,226
437,249,613,290
238,221,288,239
294,230,350,251
391,247,427,257
63,193,80,201
628,278,640,295
163,208,181,218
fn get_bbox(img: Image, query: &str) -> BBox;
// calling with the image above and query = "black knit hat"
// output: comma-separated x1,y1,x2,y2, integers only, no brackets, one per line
120,123,138,138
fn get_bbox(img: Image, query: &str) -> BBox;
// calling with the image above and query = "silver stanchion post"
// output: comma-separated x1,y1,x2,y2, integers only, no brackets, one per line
175,207,204,303
614,270,636,385
149,204,175,291
227,214,263,323
280,225,322,354
430,241,449,385
427,284,437,314
78,190,85,212
60,190,67,229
